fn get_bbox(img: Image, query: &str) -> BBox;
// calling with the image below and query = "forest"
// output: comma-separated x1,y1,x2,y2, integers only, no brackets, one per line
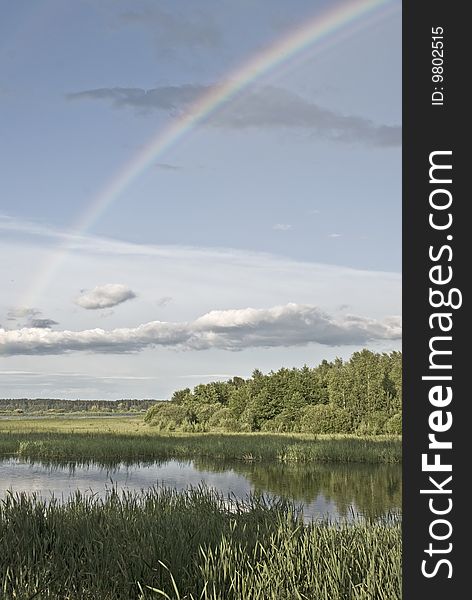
0,398,157,414
145,349,402,435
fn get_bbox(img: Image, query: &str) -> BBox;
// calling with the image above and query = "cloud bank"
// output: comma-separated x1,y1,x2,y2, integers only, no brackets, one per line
0,303,401,356
76,284,137,310
67,85,401,147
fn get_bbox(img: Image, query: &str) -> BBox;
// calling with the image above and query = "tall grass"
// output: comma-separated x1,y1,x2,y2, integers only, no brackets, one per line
0,431,401,464
0,486,401,599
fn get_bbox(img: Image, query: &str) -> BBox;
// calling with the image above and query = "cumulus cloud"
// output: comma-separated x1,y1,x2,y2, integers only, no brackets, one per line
0,303,401,356
76,284,137,310
67,85,401,147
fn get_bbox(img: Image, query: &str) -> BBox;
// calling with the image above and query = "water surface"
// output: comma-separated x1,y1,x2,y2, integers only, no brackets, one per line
0,457,401,522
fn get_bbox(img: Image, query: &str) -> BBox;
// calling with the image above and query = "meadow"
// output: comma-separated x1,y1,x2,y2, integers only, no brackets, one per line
0,486,401,600
0,416,401,465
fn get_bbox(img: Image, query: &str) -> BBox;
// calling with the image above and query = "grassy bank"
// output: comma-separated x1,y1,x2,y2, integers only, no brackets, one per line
0,486,401,600
0,418,401,464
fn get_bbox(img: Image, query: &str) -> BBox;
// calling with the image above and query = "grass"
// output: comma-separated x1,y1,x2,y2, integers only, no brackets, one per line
0,417,401,464
0,486,401,600
0,415,144,434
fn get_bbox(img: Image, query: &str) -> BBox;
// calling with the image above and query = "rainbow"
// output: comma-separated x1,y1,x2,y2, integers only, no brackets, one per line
20,0,397,310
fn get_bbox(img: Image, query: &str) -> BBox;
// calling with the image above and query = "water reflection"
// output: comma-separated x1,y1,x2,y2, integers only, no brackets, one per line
0,457,401,522
193,459,402,520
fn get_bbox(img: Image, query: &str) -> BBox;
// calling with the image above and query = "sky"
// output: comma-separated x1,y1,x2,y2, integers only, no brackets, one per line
0,0,402,400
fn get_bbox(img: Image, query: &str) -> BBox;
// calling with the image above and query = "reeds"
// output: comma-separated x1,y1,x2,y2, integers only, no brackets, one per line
0,486,401,599
0,431,401,464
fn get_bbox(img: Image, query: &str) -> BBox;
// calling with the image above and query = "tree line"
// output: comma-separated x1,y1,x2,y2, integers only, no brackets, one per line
0,398,157,414
145,349,402,435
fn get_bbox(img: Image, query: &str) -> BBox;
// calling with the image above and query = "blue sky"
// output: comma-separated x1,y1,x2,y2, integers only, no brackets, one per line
0,0,401,399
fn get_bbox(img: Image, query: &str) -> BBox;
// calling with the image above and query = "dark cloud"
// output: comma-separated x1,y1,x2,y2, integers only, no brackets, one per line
155,163,181,171
156,296,173,307
211,87,401,146
67,84,205,112
29,319,59,329
4,307,59,330
0,303,401,356
67,84,400,146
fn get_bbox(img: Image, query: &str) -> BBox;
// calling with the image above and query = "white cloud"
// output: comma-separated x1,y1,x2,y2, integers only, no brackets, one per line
0,216,401,399
272,224,292,231
0,303,401,356
0,215,401,333
76,284,137,310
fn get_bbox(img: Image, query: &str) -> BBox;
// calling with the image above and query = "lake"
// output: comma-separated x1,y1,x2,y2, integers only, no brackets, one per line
0,456,401,522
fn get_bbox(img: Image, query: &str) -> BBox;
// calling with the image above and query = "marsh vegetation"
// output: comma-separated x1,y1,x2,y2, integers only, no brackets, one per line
0,428,401,465
0,486,401,600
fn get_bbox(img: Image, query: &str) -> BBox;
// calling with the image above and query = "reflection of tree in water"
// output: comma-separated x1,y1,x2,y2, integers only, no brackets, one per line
192,458,401,519
23,456,401,520
28,457,170,473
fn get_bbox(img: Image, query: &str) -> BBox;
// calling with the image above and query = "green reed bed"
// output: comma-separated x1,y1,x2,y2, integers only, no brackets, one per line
0,431,401,465
0,486,401,600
